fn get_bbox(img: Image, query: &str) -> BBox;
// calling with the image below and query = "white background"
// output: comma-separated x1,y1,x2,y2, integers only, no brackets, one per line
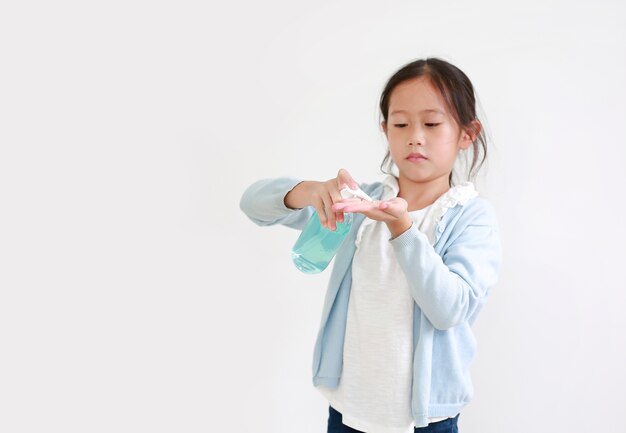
1,1,625,432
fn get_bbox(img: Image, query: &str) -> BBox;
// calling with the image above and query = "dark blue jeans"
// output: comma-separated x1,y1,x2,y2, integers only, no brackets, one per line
327,405,460,433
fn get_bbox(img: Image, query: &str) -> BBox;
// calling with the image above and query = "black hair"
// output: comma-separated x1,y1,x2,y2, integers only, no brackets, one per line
378,57,488,187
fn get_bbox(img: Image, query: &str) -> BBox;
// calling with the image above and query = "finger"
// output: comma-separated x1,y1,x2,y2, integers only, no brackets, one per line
345,199,390,212
329,189,345,224
380,198,407,215
337,168,359,190
321,194,336,231
340,201,378,213
373,200,404,218
312,192,328,227
372,200,393,212
331,198,363,212
314,201,327,228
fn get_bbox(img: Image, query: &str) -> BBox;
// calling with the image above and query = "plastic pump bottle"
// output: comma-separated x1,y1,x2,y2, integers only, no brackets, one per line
291,185,373,274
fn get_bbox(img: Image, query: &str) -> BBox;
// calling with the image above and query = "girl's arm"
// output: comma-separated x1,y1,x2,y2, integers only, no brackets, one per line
239,177,315,230
389,198,503,330
241,169,360,231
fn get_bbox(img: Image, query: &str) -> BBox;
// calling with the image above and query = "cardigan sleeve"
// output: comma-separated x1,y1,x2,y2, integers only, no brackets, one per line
239,176,315,230
389,199,503,330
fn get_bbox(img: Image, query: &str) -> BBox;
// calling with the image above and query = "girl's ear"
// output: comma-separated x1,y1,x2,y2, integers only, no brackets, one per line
381,121,388,136
460,119,481,149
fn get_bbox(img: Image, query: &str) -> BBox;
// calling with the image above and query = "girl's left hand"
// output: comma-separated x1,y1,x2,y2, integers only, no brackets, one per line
331,196,409,224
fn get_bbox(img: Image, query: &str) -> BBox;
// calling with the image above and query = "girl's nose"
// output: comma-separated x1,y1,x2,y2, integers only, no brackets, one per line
408,127,425,146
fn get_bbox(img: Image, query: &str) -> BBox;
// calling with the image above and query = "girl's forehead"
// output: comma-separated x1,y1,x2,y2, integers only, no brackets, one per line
389,77,448,114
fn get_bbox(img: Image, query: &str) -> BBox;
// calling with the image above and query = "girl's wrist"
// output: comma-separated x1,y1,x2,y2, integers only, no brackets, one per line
387,213,412,239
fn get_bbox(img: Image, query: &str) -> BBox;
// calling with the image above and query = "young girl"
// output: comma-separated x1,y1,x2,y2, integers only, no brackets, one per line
239,57,502,433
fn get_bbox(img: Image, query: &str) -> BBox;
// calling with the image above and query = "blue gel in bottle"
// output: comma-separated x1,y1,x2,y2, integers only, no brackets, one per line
291,210,353,274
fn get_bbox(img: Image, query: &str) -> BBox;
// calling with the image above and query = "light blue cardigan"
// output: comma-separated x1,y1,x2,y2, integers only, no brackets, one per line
239,176,503,428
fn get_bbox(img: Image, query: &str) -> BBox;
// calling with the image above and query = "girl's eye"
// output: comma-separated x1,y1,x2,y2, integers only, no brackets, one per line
426,123,441,127
393,124,407,128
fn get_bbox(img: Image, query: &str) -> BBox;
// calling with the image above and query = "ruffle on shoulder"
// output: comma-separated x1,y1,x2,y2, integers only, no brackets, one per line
382,175,478,223
432,180,478,221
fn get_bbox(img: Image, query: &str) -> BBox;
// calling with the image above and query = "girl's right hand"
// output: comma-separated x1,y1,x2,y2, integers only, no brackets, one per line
288,168,359,231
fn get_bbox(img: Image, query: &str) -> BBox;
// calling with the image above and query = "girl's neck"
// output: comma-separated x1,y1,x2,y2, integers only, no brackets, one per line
396,174,451,212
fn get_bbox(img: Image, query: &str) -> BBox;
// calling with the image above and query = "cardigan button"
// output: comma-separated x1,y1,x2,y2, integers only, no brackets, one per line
437,225,445,233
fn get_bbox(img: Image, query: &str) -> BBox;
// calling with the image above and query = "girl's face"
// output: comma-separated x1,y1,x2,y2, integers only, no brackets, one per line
381,76,477,186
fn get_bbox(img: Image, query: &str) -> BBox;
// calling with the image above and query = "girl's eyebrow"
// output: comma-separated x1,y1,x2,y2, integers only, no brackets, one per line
389,109,445,115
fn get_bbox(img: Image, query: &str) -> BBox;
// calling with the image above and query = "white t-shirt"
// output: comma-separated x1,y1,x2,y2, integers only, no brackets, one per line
317,175,477,432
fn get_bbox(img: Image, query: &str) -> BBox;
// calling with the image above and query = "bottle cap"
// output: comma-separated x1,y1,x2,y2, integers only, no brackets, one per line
340,185,373,202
